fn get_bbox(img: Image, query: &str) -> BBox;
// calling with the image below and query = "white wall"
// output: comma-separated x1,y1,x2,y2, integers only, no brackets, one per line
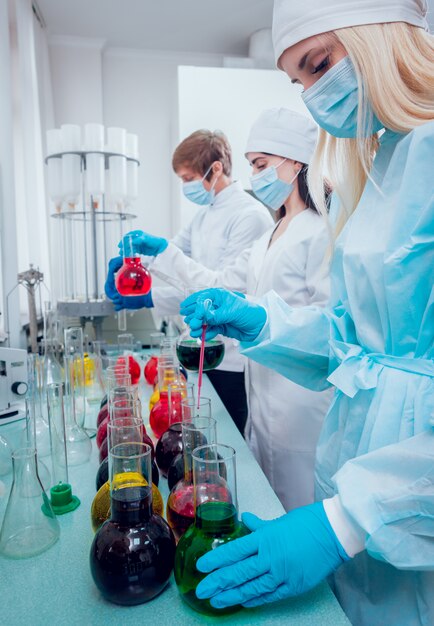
177,65,309,228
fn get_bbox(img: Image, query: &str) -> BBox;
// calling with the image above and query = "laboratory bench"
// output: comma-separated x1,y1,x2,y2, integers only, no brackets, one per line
0,373,350,626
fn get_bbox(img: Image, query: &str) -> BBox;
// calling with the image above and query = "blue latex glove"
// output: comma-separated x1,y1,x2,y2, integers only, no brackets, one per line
180,288,266,342
118,229,168,257
104,256,154,311
195,502,350,609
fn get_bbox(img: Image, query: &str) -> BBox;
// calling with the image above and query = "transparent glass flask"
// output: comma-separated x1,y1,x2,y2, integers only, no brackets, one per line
174,444,250,615
144,331,165,386
90,442,175,605
115,235,152,297
150,364,191,438
0,447,60,559
166,417,217,541
64,328,87,429
26,354,51,458
48,378,91,467
176,329,225,372
91,418,162,532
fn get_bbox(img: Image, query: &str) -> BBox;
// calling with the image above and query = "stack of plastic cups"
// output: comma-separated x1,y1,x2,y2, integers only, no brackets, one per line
61,124,81,208
84,123,105,204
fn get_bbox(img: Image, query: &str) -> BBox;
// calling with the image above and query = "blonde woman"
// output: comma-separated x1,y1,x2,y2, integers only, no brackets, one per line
180,0,434,623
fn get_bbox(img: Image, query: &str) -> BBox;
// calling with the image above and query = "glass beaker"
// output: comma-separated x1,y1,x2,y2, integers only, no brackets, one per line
176,328,225,372
0,447,60,559
115,235,152,297
90,442,175,604
117,333,141,385
166,417,217,541
174,444,250,615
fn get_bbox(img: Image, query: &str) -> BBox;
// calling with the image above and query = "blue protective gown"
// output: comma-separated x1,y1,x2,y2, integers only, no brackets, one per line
241,123,434,626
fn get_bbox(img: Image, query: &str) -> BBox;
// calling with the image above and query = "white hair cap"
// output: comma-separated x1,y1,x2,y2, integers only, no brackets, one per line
273,0,429,67
245,108,318,165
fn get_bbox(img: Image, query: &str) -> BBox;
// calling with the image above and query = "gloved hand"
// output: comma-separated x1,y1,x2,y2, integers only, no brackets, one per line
118,229,168,257
195,502,350,610
105,256,154,311
180,288,266,342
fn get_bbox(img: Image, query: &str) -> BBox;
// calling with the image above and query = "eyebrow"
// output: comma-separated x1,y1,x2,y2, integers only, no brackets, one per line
251,157,266,165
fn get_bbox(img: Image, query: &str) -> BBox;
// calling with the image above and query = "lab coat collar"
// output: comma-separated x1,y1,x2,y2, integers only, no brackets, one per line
210,180,243,208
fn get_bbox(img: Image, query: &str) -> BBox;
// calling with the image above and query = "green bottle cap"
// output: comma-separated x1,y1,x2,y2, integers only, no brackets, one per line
48,483,80,515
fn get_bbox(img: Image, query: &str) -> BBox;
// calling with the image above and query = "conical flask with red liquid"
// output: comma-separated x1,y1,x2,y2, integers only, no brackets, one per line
166,416,217,541
90,442,175,605
115,234,151,297
174,444,250,615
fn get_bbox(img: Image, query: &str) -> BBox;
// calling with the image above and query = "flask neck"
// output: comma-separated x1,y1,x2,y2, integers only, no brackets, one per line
111,485,153,525
195,501,238,535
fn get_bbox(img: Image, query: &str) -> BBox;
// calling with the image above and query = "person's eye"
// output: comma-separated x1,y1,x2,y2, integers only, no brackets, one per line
312,56,330,74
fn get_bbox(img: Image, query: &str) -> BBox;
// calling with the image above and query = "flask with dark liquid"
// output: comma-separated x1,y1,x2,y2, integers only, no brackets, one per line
176,334,225,372
166,416,217,541
90,442,175,605
174,444,250,615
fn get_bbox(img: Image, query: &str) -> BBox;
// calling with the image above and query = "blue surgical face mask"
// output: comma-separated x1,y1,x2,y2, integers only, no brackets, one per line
250,159,298,211
182,164,218,206
302,56,383,139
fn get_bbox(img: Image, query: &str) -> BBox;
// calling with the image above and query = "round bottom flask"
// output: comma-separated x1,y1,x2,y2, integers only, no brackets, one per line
90,443,175,605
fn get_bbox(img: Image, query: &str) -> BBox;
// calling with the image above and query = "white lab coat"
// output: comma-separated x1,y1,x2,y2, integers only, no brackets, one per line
151,181,273,372
152,208,333,510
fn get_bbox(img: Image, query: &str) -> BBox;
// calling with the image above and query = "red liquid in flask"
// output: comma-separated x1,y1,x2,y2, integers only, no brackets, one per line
144,356,158,386
116,355,141,385
155,423,183,477
115,257,152,297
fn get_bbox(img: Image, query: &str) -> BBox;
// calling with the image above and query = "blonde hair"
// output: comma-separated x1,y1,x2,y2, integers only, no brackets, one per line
308,22,434,237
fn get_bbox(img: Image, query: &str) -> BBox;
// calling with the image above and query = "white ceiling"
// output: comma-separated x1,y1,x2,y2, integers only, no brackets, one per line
36,0,274,56
36,0,434,56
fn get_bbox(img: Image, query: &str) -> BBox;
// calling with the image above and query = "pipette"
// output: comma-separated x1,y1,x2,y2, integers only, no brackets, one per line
197,299,212,410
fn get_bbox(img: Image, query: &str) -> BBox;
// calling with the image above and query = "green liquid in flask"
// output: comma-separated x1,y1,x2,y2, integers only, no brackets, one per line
174,501,250,615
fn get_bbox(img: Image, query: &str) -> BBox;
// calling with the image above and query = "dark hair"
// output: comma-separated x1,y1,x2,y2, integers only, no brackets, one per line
276,163,332,221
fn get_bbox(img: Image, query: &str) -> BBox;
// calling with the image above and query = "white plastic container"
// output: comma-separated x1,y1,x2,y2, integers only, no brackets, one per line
46,129,63,211
61,124,81,206
84,123,105,197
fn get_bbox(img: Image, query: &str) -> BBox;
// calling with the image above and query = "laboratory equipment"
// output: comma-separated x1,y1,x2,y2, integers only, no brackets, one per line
195,301,211,406
89,442,175,605
181,396,212,421
96,456,159,491
116,333,141,384
0,435,11,476
64,327,87,429
149,361,188,438
154,381,193,472
115,235,152,297
52,368,92,467
0,347,28,424
0,447,60,559
26,354,51,458
167,453,184,491
176,333,225,372
46,125,140,340
174,444,250,615
167,417,217,541
144,331,165,385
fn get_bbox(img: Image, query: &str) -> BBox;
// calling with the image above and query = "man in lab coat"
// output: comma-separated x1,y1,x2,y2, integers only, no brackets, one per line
106,129,273,433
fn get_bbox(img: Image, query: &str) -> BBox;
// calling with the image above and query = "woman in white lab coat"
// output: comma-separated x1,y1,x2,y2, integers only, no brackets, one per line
120,108,333,510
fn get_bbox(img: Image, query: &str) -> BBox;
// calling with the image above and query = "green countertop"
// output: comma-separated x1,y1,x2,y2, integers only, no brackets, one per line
0,370,350,626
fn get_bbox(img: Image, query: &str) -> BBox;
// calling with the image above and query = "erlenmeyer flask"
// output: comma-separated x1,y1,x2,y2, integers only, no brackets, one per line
174,444,250,615
0,447,60,559
25,398,51,491
90,442,175,605
166,416,217,541
115,234,152,297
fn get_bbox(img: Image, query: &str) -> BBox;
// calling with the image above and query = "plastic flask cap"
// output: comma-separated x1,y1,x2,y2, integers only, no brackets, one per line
45,483,81,515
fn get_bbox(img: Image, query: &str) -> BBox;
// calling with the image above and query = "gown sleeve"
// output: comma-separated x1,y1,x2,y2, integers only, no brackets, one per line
150,241,252,293
240,290,333,391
